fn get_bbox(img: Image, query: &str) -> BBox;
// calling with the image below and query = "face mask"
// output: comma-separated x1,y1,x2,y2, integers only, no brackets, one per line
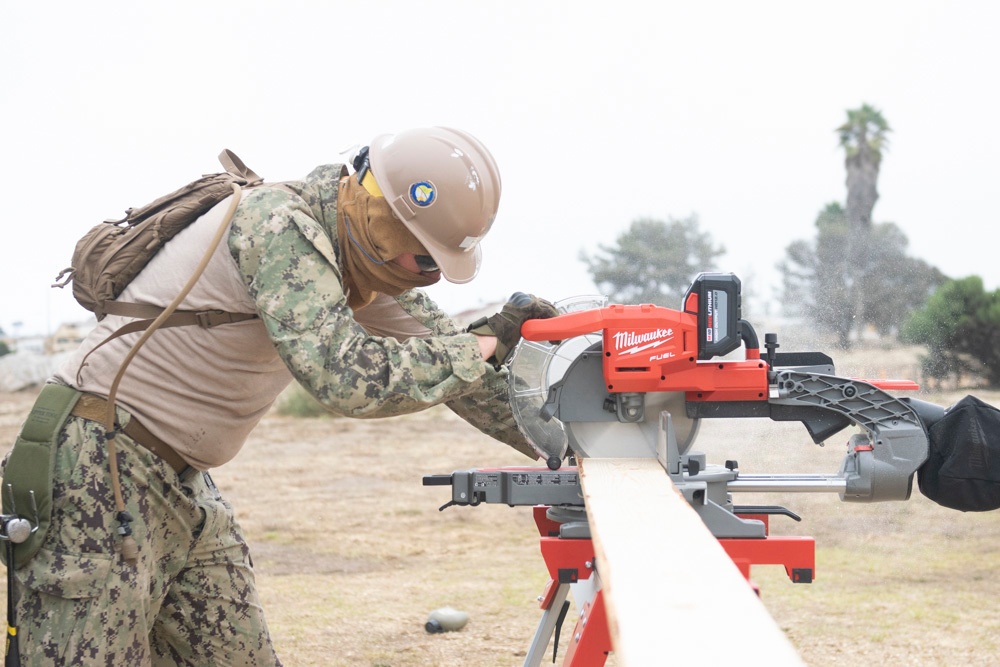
336,177,436,309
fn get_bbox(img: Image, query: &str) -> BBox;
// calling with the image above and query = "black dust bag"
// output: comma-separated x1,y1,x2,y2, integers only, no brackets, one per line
918,395,1000,512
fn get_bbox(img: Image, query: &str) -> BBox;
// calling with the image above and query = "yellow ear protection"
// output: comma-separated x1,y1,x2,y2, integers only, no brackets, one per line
352,146,384,197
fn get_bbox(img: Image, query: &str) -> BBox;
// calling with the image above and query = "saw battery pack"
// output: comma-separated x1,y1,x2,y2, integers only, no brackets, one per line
684,272,742,359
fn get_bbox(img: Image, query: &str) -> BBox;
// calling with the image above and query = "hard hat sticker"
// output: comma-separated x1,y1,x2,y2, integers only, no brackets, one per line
409,181,436,207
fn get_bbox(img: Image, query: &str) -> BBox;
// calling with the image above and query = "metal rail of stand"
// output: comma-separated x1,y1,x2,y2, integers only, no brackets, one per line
728,474,848,493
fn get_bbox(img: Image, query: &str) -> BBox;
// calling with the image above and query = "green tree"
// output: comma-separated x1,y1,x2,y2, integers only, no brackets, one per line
779,203,854,346
580,215,724,307
859,223,947,336
779,105,943,347
0,325,9,357
902,276,1000,387
780,203,945,347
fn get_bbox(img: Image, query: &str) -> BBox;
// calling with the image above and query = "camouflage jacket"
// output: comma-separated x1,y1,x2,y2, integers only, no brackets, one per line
228,164,537,458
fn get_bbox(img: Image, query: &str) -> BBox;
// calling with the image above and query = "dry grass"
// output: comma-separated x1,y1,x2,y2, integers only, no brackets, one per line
2,343,999,666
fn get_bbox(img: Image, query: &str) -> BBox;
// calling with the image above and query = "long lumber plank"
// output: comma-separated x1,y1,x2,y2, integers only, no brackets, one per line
579,457,803,665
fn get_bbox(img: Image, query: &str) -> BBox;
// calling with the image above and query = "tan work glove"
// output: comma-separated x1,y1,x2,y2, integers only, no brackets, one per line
468,293,559,368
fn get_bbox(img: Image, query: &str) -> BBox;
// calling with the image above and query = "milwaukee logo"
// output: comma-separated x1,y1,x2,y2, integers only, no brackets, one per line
613,328,674,355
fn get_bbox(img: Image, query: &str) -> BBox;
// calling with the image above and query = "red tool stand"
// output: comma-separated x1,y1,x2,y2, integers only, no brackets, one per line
524,506,815,667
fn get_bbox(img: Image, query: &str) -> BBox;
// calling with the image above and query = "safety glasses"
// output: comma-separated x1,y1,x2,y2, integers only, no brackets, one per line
414,254,440,272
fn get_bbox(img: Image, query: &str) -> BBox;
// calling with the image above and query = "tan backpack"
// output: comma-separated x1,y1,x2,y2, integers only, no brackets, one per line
54,149,262,324
48,150,268,564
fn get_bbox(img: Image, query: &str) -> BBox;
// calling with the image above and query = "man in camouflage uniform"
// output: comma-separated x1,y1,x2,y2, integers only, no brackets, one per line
3,127,555,665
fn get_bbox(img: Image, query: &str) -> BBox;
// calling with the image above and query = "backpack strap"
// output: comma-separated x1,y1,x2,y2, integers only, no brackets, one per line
101,302,257,334
74,308,258,385
218,149,263,184
93,183,247,565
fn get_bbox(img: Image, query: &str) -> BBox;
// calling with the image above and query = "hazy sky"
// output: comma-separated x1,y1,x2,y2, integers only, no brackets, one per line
2,2,997,336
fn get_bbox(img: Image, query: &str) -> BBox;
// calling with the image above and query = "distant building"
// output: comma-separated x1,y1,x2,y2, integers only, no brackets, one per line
44,319,95,354
9,334,45,355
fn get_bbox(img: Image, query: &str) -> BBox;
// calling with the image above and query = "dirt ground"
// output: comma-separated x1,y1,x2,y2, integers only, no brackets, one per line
2,345,999,666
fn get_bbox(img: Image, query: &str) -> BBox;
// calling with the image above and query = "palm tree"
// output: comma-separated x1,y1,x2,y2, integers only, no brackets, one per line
838,104,890,228
835,105,890,346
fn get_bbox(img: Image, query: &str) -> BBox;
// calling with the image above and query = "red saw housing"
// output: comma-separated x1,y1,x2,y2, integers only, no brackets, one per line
521,300,769,402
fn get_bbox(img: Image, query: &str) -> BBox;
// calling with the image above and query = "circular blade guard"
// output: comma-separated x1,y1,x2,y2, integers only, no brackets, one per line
508,296,699,462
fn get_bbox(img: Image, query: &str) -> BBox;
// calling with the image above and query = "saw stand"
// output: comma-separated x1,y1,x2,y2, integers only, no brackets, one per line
523,414,816,667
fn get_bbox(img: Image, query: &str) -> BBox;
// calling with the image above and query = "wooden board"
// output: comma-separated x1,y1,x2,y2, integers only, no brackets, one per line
579,457,804,665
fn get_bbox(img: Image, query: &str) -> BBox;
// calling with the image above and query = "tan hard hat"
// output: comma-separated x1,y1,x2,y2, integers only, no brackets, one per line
368,127,501,284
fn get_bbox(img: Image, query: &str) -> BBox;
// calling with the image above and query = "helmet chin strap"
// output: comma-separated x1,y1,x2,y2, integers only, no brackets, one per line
343,213,387,266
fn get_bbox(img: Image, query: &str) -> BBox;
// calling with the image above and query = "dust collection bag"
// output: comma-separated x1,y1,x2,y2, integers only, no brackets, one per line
918,395,1000,512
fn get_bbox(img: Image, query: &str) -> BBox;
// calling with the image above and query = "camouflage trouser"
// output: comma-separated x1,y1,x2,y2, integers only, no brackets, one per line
5,410,280,666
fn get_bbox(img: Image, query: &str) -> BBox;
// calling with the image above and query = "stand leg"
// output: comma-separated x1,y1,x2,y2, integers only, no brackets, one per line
524,582,571,667
562,589,612,667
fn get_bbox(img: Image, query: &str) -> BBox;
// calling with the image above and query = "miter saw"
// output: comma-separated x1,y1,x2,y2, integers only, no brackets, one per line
424,272,949,665
518,272,946,518
430,272,943,516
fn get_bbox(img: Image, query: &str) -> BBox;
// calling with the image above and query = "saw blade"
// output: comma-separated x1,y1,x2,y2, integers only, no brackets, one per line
508,296,605,462
508,296,700,462
565,390,700,459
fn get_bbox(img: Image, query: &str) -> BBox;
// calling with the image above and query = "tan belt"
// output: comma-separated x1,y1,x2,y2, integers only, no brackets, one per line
71,393,190,475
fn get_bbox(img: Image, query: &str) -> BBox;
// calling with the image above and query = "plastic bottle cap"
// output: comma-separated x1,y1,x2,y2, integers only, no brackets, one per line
425,619,444,633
